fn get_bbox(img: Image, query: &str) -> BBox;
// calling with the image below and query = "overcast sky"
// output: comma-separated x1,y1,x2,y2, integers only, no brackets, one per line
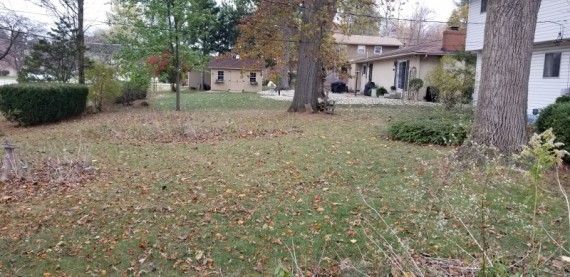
2,0,457,34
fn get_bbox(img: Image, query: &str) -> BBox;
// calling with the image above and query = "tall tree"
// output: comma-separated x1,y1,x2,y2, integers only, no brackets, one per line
29,0,86,84
447,0,469,29
288,0,338,112
470,0,542,154
238,0,363,112
0,12,44,71
210,0,259,54
18,16,78,83
111,0,213,111
394,3,441,46
377,0,408,36
337,0,380,36
237,0,298,91
0,13,24,61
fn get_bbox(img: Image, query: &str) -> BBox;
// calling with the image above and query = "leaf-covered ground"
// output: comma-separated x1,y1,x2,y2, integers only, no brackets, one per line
0,91,569,276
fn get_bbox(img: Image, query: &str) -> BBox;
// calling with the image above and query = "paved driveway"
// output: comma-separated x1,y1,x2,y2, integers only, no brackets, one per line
258,90,438,106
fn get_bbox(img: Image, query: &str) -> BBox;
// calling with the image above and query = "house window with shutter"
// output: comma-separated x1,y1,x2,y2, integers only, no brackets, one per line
543,53,561,78
481,0,487,13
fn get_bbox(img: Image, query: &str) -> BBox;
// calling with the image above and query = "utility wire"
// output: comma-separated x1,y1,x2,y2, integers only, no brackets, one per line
263,0,569,27
3,3,569,30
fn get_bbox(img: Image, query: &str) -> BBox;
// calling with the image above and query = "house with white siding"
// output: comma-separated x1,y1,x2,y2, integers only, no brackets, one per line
466,0,570,116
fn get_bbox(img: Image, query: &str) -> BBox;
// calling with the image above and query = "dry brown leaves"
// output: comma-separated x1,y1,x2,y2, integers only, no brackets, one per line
0,159,102,203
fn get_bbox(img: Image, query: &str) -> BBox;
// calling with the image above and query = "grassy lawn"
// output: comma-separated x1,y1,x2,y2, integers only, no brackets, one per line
0,92,568,276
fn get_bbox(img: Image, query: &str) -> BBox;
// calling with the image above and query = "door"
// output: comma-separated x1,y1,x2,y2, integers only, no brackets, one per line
396,61,409,91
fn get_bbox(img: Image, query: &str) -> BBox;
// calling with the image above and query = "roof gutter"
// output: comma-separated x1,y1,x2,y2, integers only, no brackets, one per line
352,52,447,64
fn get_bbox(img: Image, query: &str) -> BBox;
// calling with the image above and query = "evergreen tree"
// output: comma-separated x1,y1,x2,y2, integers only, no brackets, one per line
18,17,78,83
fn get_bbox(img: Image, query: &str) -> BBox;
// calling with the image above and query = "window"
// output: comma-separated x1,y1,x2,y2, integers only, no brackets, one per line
363,65,367,76
481,0,487,13
217,71,224,81
357,45,365,54
543,53,561,78
374,46,383,55
250,72,257,83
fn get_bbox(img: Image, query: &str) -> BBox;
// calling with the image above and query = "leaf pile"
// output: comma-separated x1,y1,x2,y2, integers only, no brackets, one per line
0,159,100,203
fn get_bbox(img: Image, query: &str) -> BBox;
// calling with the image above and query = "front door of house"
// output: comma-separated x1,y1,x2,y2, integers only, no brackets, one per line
396,61,409,91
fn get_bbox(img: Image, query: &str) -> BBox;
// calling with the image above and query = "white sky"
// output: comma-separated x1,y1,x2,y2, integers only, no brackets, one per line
1,0,457,34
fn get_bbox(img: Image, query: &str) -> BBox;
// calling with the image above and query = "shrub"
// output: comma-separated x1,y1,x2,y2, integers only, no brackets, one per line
388,112,472,146
408,78,424,101
555,95,570,104
409,78,423,91
378,86,388,95
0,84,88,125
536,102,570,162
0,70,9,76
116,81,148,105
426,55,475,109
86,62,121,111
116,70,150,105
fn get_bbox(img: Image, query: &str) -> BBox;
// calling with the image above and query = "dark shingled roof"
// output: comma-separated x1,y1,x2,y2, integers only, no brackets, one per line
208,56,263,70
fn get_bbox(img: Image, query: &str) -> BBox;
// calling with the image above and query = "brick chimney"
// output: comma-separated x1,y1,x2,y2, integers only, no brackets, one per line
442,26,466,52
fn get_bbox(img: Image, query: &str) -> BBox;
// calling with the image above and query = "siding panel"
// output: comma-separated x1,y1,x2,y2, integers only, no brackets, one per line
466,0,570,51
528,46,570,114
465,0,486,51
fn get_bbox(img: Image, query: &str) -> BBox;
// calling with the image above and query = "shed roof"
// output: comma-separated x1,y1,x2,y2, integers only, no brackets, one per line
208,56,263,70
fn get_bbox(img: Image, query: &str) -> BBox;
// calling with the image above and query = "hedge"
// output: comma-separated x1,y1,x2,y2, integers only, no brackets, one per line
555,95,570,104
536,100,570,162
388,112,472,146
0,84,88,125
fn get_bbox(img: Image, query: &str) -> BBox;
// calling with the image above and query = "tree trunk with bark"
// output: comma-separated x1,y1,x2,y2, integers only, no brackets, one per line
288,0,337,113
470,0,541,154
77,0,85,84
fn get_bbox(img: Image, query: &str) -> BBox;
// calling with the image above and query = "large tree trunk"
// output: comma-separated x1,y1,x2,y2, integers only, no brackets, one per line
77,0,85,84
470,0,541,154
288,0,337,113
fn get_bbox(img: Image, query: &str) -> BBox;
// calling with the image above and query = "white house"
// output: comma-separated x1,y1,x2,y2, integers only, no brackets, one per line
466,0,570,116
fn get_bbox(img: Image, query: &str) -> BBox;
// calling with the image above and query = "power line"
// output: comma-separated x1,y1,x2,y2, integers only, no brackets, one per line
263,0,569,27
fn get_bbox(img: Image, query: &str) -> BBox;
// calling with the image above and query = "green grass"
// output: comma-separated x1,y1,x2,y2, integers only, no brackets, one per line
0,92,568,276
153,91,289,111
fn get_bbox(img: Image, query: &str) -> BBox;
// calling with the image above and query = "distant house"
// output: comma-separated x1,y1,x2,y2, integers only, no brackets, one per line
86,43,122,64
466,0,570,115
208,56,264,92
331,33,403,91
352,27,466,99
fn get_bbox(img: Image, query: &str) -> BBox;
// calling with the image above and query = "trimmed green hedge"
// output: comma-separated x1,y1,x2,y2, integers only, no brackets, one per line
388,112,472,146
536,100,570,162
0,84,88,125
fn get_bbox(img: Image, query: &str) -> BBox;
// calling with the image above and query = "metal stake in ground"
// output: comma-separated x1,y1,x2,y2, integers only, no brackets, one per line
1,141,18,182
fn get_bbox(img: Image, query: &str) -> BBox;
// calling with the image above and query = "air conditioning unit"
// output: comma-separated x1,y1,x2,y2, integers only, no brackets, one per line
562,87,570,95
